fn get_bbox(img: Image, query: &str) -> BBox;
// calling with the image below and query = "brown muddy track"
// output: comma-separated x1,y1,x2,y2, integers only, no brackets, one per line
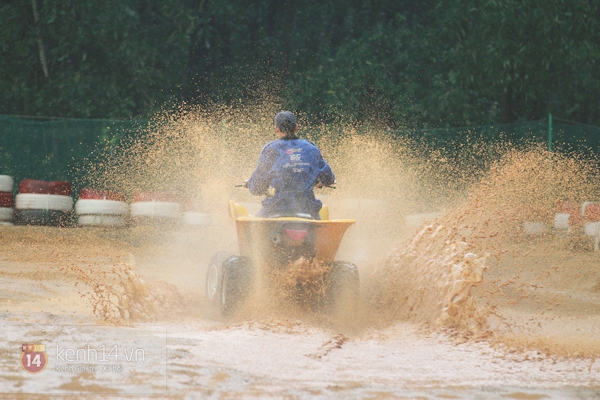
0,226,599,399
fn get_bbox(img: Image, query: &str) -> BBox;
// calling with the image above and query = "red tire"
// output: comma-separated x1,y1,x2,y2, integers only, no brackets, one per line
555,200,579,215
19,179,49,194
584,203,600,222
79,188,126,202
182,198,204,212
48,181,72,196
133,192,177,203
0,192,13,208
555,200,583,227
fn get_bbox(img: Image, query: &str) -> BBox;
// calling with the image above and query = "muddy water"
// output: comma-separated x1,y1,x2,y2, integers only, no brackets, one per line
1,115,600,397
0,222,599,399
364,149,600,359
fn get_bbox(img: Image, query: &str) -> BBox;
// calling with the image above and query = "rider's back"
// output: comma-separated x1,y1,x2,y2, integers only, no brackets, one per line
248,138,334,218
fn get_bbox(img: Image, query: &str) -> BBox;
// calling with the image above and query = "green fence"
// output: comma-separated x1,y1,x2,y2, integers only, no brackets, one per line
1,114,599,195
0,115,148,194
408,118,600,155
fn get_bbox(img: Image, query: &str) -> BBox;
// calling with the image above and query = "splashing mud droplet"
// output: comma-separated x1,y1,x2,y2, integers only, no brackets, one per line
364,146,600,356
14,106,599,360
58,254,183,324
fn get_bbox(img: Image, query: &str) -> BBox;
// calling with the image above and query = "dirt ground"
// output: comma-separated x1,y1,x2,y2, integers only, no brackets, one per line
0,222,599,399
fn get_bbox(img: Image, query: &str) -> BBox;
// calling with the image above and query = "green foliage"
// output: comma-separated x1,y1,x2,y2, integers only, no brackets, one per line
427,0,600,125
0,0,193,118
0,0,599,127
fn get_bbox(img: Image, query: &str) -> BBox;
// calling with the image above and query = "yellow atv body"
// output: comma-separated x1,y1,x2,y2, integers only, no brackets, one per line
205,200,359,316
228,200,355,263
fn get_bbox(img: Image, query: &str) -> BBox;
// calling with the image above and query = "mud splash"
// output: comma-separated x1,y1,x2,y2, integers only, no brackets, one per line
367,224,490,338
267,257,332,311
59,254,182,324
365,147,600,356
78,107,600,357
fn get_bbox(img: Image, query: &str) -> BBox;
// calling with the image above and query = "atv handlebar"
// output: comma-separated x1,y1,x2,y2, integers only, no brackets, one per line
236,181,336,189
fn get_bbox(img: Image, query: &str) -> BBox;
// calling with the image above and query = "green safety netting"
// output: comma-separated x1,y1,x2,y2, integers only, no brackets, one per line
0,115,149,194
1,114,599,195
408,120,600,154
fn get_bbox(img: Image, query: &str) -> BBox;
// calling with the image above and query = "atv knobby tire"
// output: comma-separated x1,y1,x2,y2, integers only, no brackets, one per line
205,252,253,317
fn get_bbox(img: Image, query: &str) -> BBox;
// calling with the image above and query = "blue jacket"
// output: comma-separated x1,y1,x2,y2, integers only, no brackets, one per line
247,138,335,219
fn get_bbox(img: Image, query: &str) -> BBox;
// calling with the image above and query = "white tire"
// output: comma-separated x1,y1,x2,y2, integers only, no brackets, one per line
183,212,212,226
78,215,126,227
524,221,546,235
130,201,181,218
584,221,600,237
554,213,570,230
75,199,129,216
0,221,14,226
0,175,13,192
15,194,73,211
0,207,13,221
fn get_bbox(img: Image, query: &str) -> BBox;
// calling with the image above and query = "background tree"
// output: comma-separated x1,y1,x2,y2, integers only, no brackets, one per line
425,0,600,126
0,0,598,127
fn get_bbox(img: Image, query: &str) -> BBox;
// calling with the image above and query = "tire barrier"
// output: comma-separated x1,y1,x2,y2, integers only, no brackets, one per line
19,179,50,194
15,193,73,210
0,192,13,208
0,175,14,192
0,206,13,222
583,203,600,238
75,199,129,216
79,188,126,202
182,197,212,226
48,181,72,196
552,200,600,250
553,213,570,231
133,192,177,203
131,192,181,221
182,212,212,226
583,202,600,221
75,188,128,227
14,180,73,227
18,179,72,195
77,215,126,227
13,209,72,226
130,201,181,219
0,175,15,225
554,201,581,231
523,221,547,235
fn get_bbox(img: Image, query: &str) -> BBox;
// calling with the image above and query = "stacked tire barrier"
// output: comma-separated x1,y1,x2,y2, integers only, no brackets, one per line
553,201,581,232
76,188,129,227
14,179,73,226
130,192,181,223
582,202,600,237
182,198,212,226
0,175,14,225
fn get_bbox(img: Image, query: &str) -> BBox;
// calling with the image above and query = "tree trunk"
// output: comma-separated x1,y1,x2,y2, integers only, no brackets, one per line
31,0,49,79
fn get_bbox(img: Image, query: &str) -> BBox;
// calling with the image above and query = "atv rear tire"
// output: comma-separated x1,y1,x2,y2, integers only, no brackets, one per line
328,261,360,319
206,251,229,307
205,252,253,317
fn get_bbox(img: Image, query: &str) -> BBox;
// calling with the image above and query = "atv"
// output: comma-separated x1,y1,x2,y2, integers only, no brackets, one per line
205,199,359,317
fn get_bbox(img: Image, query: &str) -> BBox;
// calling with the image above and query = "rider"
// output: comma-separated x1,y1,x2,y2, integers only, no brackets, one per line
246,111,335,219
